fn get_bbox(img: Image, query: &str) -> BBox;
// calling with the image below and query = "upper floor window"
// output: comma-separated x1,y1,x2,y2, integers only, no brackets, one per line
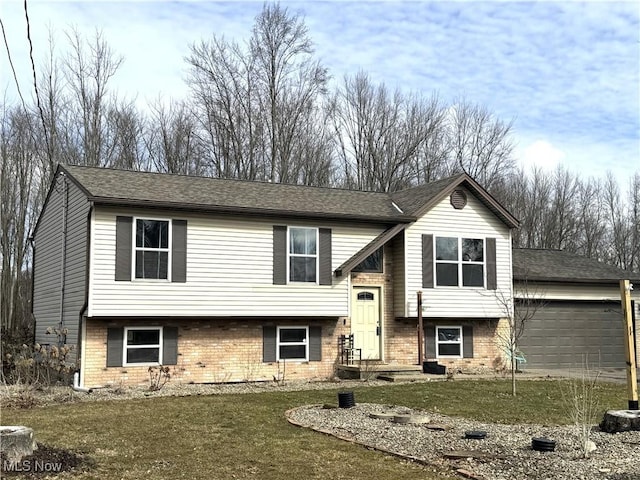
352,247,383,273
135,219,170,279
435,237,484,287
289,227,317,283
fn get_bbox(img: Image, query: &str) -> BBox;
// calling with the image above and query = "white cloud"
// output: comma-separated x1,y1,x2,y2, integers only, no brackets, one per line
518,140,566,172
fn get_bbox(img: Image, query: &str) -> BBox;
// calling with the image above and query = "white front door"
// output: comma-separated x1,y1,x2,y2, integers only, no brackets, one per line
351,287,381,360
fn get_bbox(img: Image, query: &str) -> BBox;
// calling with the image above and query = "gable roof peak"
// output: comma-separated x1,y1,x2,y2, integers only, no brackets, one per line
391,172,519,228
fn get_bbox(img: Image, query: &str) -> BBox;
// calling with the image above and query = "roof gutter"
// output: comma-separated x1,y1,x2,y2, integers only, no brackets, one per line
89,197,416,224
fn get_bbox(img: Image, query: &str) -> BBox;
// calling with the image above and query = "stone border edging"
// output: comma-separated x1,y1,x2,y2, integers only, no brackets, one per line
284,406,461,476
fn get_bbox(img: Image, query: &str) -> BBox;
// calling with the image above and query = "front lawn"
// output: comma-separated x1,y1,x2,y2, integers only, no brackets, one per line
1,380,627,479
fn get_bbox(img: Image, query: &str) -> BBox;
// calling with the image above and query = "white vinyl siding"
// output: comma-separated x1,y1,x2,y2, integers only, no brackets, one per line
399,189,513,318
88,208,386,317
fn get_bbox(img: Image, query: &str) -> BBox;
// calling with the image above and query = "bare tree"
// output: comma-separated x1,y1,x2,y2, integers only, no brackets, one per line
445,98,516,191
330,72,445,191
186,3,329,183
145,98,207,175
107,100,147,170
0,104,40,337
494,276,545,396
603,172,633,269
575,177,607,259
627,173,640,272
540,167,580,250
250,2,328,183
187,37,263,179
62,28,124,167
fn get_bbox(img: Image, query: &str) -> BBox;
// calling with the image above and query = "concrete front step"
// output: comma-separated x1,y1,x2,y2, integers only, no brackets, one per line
336,363,424,380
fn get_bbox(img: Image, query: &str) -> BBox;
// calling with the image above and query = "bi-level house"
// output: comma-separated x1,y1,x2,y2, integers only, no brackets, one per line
32,165,519,388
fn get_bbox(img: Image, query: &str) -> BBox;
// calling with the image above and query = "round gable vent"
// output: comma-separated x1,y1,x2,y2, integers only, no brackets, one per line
450,189,467,210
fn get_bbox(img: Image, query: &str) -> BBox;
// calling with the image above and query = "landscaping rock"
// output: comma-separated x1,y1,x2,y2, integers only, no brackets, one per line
0,426,37,464
286,403,640,480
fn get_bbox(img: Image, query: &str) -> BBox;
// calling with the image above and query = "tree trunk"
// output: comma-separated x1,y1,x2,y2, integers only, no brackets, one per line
600,410,640,433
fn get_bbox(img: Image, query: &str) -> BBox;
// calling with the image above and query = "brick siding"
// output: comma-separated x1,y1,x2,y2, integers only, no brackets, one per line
83,318,348,388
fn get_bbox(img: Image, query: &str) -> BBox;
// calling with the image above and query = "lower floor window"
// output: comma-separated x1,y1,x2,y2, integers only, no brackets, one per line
436,326,462,357
277,326,308,361
124,327,162,365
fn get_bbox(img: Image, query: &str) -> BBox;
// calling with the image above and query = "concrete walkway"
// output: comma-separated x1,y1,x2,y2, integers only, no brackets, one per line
384,367,639,385
515,367,639,385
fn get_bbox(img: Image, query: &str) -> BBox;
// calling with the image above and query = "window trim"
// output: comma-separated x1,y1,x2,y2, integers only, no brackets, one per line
435,325,463,359
123,326,163,366
132,217,172,281
434,236,485,288
286,226,319,284
276,326,309,362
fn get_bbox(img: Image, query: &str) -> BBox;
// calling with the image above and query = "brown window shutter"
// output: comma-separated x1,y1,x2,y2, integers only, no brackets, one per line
422,234,434,288
263,326,277,362
273,226,287,285
115,216,132,281
171,220,187,283
162,327,179,365
486,238,497,290
309,326,322,361
106,327,123,367
463,325,474,358
319,228,332,285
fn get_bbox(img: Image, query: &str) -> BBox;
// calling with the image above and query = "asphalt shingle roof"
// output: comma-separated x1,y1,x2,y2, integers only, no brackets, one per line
62,165,412,223
59,164,519,228
512,248,640,284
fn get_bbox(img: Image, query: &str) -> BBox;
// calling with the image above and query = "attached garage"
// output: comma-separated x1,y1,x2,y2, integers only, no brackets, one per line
513,248,640,371
517,300,627,369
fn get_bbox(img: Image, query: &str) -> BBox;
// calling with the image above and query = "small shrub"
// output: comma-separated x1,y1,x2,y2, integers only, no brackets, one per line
148,366,171,391
562,356,601,458
1,327,75,387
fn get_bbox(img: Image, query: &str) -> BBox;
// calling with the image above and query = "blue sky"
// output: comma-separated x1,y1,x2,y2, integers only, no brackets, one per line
1,0,639,185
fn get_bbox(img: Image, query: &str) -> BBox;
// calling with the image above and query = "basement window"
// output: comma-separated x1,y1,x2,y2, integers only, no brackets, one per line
277,326,308,361
123,327,162,365
436,326,462,358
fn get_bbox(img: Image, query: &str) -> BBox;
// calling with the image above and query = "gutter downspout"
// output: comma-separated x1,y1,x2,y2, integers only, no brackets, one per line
58,172,68,346
75,203,94,391
73,371,91,393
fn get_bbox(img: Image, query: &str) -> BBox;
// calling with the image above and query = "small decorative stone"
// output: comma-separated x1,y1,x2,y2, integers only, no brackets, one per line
392,414,430,424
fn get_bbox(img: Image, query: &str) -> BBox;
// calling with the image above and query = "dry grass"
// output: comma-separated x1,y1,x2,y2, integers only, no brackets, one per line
0,380,627,479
